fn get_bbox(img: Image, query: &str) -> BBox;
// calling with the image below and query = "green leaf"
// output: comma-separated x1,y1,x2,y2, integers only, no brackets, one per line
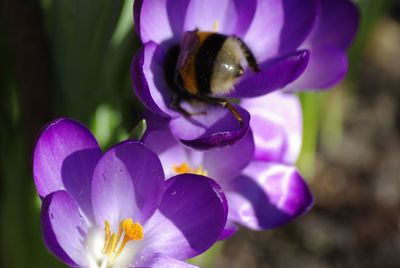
130,119,147,140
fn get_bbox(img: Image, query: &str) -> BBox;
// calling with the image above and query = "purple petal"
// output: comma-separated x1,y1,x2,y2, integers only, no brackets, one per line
134,0,257,46
41,190,88,267
308,0,359,50
169,103,250,150
230,0,258,36
225,162,313,230
166,0,192,41
242,0,317,61
240,92,302,164
91,141,165,229
143,118,191,178
135,251,198,268
231,50,309,98
203,130,254,183
183,0,233,32
287,47,348,90
142,111,176,155
278,0,318,54
134,0,175,45
143,109,172,132
183,0,256,36
135,0,194,47
219,220,238,240
132,42,176,118
286,0,358,91
143,174,227,260
33,118,102,221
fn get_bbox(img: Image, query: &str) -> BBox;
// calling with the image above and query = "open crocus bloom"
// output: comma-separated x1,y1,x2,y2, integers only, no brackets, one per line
33,119,227,267
132,0,358,150
143,100,312,235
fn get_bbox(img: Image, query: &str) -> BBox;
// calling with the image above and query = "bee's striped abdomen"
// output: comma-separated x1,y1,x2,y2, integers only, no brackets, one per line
194,33,227,95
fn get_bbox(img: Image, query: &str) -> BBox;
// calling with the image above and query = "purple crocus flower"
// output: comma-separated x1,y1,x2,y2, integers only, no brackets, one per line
143,92,312,235
132,0,358,150
33,118,227,267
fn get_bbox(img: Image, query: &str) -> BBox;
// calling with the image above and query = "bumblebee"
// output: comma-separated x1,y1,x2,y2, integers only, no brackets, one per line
172,30,260,127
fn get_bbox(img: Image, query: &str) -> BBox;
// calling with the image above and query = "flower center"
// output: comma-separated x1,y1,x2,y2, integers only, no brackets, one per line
101,219,143,261
173,162,208,176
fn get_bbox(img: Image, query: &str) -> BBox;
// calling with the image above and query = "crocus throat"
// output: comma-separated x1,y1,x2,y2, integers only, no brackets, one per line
173,163,208,176
101,219,143,260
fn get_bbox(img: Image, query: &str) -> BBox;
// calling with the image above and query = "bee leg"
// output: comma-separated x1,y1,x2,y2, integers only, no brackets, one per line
171,95,207,117
234,37,260,73
220,100,244,128
171,95,191,116
195,95,243,128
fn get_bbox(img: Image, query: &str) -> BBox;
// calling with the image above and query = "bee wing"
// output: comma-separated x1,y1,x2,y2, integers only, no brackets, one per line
176,30,199,72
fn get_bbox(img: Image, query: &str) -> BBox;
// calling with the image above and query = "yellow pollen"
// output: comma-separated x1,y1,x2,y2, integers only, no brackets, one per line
121,219,144,241
101,218,144,260
213,20,219,32
173,163,208,176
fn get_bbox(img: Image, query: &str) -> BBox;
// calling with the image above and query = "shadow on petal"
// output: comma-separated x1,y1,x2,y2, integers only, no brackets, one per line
62,148,101,223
